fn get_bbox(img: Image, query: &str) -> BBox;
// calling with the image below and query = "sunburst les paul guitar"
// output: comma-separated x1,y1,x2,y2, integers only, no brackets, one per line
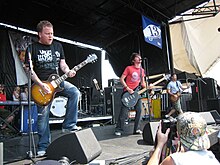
121,74,170,108
31,54,97,106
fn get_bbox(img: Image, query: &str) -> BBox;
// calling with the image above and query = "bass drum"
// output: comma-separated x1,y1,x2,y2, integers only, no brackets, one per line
50,96,68,117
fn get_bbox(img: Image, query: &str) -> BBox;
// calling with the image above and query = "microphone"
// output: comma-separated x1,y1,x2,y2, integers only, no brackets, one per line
93,78,100,91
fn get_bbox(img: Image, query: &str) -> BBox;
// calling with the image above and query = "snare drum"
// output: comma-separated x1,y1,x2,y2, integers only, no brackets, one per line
50,96,68,117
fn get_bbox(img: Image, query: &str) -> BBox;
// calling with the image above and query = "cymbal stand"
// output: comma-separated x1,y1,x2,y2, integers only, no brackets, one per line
78,90,88,117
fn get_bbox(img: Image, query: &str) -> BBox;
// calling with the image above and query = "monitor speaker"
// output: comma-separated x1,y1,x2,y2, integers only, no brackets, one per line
46,128,102,164
199,111,216,125
142,122,159,145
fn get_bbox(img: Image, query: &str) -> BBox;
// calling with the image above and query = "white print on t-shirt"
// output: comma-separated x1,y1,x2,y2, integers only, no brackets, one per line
38,50,52,62
131,72,139,82
55,51,60,58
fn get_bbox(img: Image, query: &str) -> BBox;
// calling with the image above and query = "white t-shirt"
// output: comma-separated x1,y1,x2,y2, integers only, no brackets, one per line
170,150,219,165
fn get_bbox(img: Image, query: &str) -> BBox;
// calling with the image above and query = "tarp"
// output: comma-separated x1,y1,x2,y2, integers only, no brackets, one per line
169,0,220,85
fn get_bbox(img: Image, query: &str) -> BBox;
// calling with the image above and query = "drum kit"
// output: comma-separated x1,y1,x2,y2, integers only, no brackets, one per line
79,87,91,116
49,87,92,118
50,96,67,118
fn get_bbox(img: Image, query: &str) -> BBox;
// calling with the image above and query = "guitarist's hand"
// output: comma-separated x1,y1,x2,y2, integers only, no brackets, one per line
67,70,76,78
126,87,134,94
40,82,52,94
173,94,178,99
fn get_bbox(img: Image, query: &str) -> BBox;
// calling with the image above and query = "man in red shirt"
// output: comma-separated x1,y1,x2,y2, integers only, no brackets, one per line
115,53,146,136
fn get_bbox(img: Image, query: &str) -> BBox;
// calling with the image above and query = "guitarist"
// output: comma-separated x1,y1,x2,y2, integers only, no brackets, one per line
115,53,146,136
165,73,189,119
24,20,81,157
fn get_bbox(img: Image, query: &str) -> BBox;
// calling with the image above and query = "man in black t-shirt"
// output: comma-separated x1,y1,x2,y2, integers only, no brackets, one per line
25,20,81,157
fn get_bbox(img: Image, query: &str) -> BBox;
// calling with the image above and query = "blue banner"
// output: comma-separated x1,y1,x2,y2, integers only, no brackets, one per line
142,15,162,49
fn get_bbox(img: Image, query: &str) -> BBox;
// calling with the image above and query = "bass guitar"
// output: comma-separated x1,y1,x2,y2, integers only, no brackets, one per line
31,54,97,106
170,82,195,102
121,74,170,108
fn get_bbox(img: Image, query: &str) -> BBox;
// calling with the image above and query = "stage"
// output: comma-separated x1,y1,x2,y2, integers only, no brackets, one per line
1,120,153,165
1,119,220,165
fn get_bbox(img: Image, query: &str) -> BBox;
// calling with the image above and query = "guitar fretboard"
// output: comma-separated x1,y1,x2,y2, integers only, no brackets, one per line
54,61,88,86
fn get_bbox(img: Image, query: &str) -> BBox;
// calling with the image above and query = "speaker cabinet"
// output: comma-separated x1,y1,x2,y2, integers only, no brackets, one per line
207,99,220,113
180,94,192,112
191,78,218,101
201,78,218,100
142,122,159,145
187,99,207,112
46,128,102,164
104,86,123,124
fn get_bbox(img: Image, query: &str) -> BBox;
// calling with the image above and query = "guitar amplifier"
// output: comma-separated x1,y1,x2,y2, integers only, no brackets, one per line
104,86,123,124
108,79,123,87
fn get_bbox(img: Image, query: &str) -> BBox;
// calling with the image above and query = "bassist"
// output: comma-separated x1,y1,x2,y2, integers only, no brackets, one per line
24,20,81,157
115,53,146,136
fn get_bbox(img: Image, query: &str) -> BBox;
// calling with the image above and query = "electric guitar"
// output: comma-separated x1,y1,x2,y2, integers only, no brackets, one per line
169,82,195,102
121,74,170,108
31,54,97,106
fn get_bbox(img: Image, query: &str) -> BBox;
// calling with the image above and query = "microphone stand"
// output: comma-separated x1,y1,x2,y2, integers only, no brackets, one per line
26,51,36,162
143,58,151,122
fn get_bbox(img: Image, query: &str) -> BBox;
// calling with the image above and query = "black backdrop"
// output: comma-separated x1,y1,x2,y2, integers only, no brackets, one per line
106,27,169,78
0,28,102,101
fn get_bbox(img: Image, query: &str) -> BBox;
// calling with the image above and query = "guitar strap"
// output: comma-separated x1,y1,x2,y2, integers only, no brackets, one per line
176,81,180,92
138,67,142,89
51,44,59,75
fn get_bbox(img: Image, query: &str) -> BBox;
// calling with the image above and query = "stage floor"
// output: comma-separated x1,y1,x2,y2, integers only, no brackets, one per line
1,120,154,165
1,119,220,165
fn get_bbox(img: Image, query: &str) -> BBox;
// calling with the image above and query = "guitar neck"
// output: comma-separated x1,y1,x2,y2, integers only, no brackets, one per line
151,76,165,86
137,88,147,95
137,75,166,95
55,60,88,85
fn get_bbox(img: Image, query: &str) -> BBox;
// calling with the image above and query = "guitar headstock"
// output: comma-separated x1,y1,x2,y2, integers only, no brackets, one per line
86,54,98,63
164,74,171,81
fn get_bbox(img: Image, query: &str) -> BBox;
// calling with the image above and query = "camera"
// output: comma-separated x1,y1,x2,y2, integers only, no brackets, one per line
161,118,177,140
154,118,178,149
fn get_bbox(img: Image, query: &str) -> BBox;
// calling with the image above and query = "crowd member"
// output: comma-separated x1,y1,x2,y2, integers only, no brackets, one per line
20,86,28,101
0,84,14,130
147,112,219,165
115,53,146,136
12,86,20,101
24,20,81,156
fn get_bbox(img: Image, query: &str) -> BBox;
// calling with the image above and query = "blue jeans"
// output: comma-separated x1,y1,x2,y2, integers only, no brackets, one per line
37,81,80,152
